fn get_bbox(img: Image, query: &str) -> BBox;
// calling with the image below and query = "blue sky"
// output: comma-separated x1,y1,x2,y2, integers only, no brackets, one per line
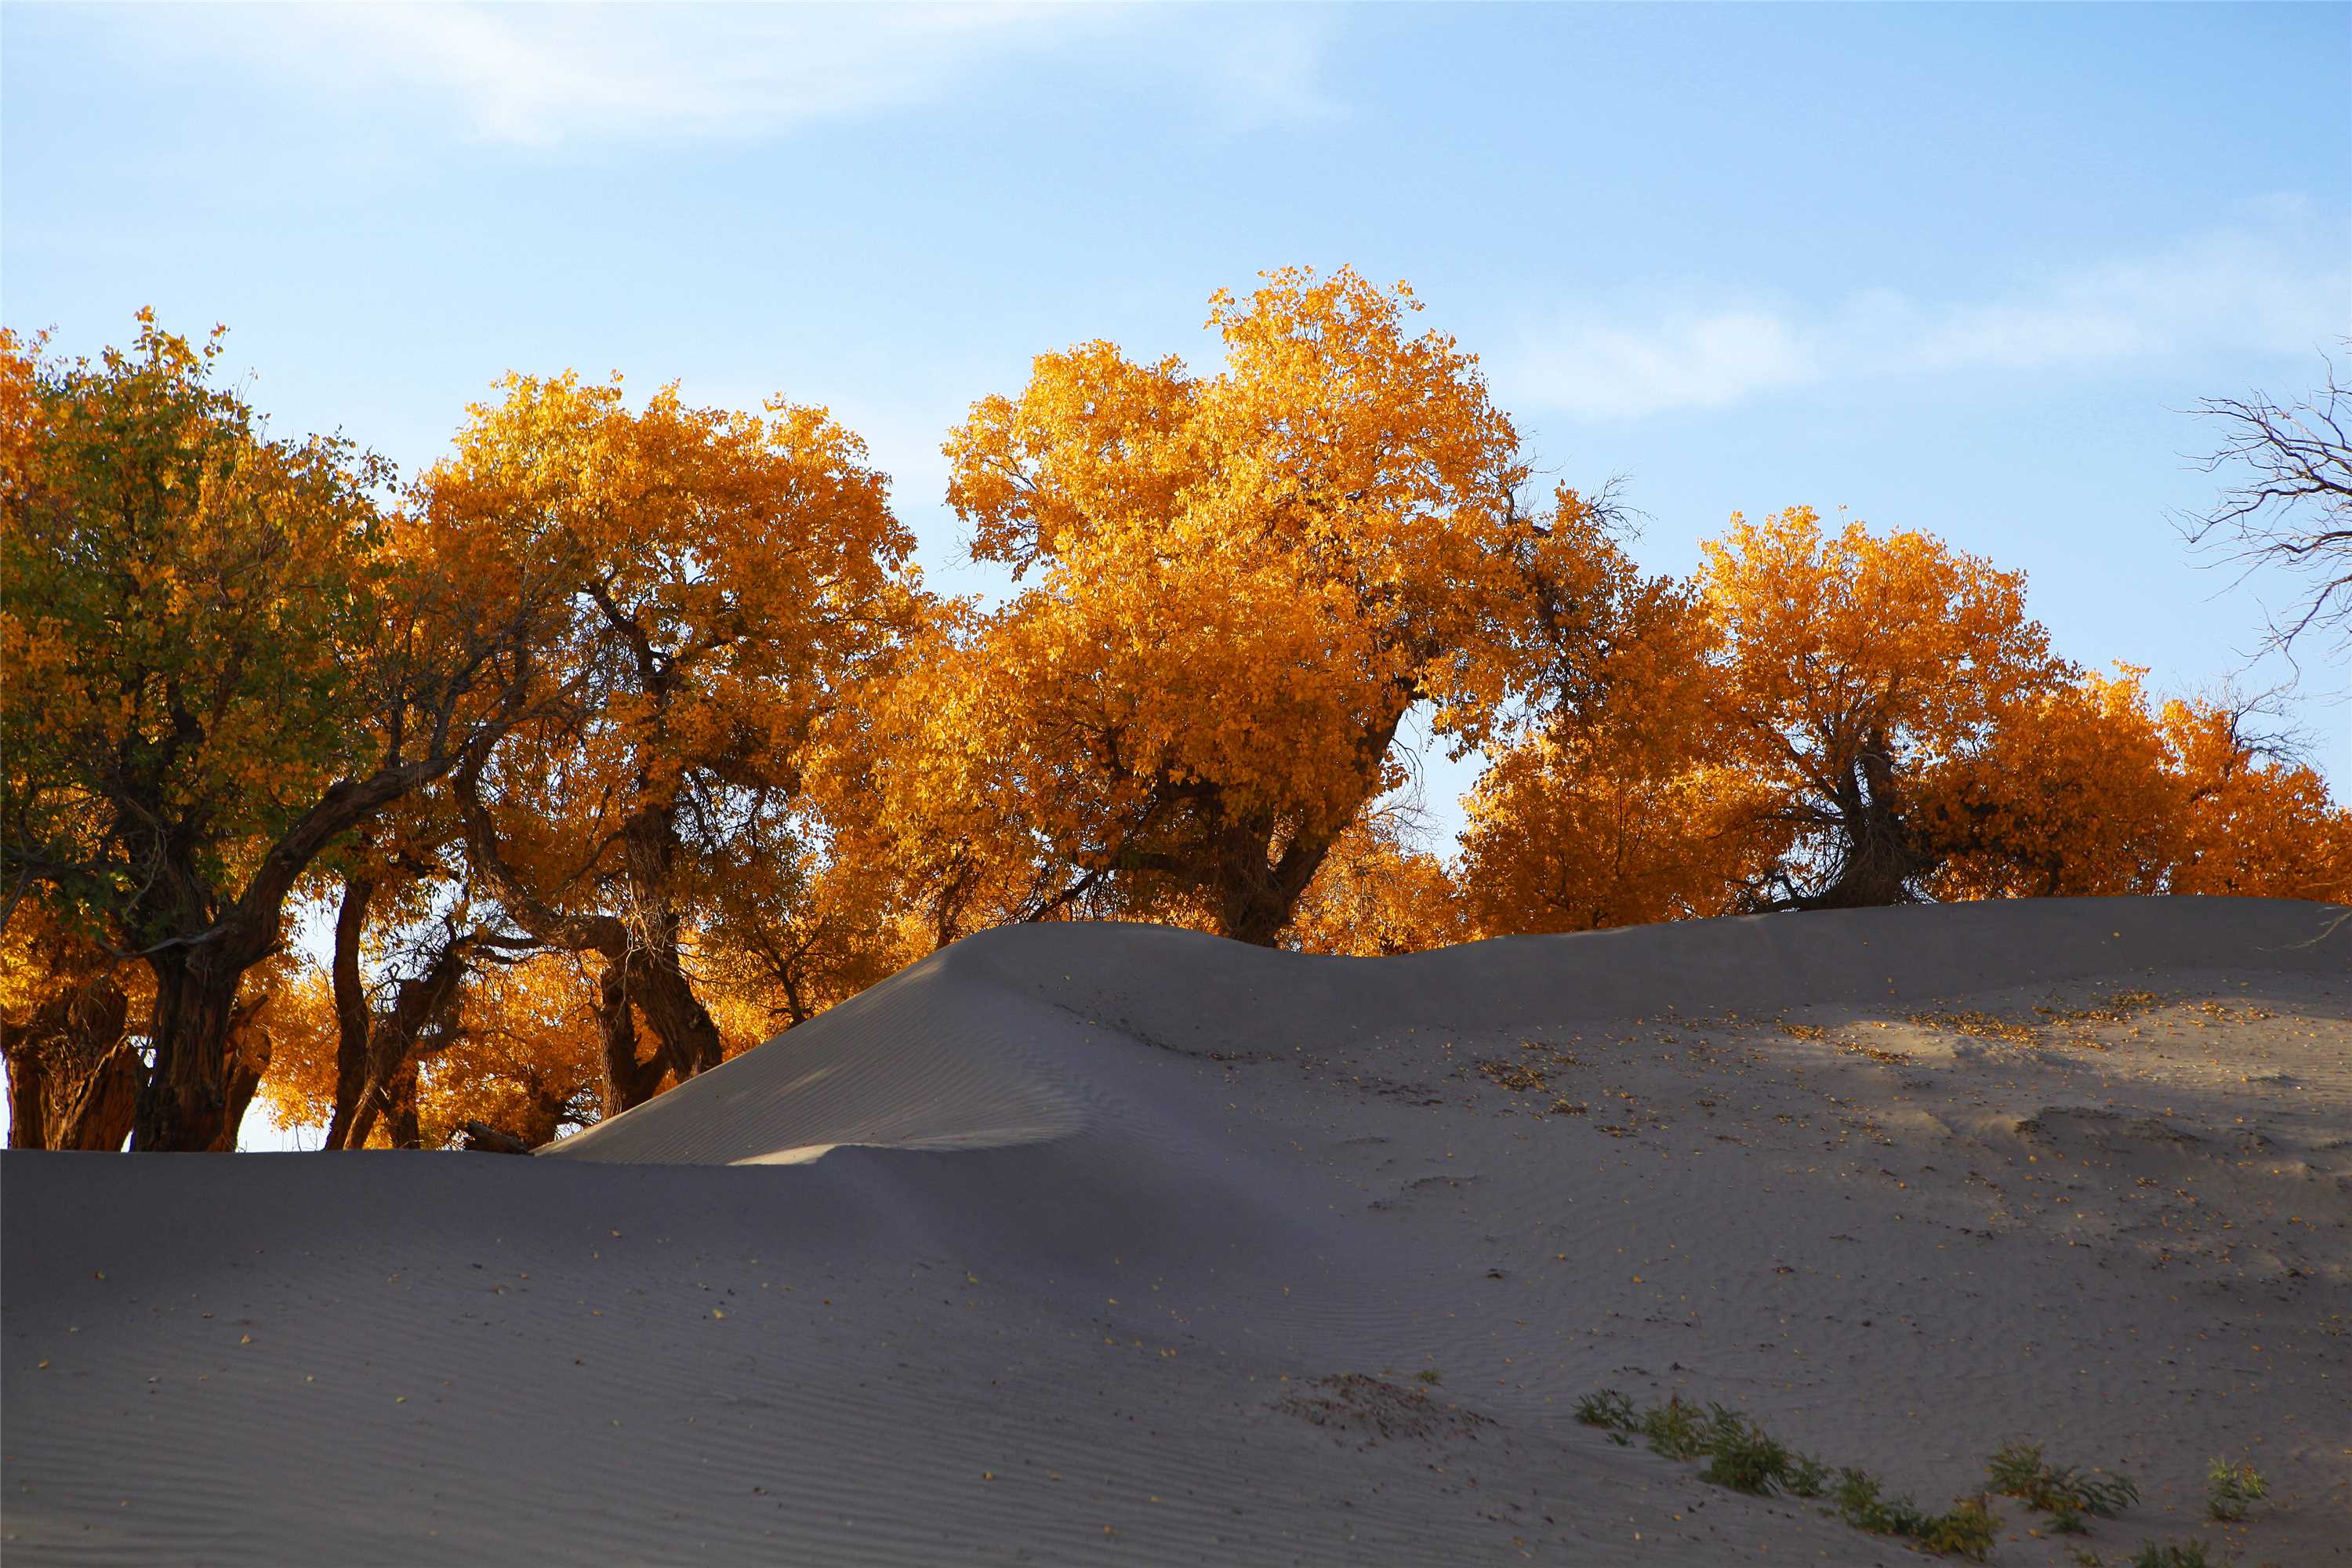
6,0,2348,836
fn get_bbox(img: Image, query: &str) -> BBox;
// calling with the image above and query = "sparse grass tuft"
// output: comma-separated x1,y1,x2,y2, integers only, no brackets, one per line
1572,1389,1637,1429
2205,1457,2266,1521
1781,1450,1830,1499
1639,1395,1709,1461
1832,1470,1994,1560
1570,1388,1980,1557
1987,1440,2138,1519
2130,1541,2217,1568
1411,1367,1441,1385
1696,1405,1791,1495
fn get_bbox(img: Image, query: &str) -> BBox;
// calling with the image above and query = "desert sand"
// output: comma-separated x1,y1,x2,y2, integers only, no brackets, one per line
5,896,2347,1565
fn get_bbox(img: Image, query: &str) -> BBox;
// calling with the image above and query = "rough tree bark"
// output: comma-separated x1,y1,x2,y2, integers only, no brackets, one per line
338,931,475,1150
1798,731,1930,910
325,873,378,1149
2,967,139,1151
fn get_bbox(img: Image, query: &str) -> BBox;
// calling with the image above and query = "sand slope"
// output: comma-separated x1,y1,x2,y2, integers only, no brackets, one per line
5,897,2348,1565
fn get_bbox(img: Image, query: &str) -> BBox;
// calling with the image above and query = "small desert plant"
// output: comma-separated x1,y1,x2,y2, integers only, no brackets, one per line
1834,1471,1994,1561
1571,1389,1993,1558
1988,1440,2139,1519
2130,1541,2216,1568
1573,1389,1638,1430
2205,1457,2267,1521
1916,1497,1997,1561
1412,1367,1442,1385
1697,1404,1791,1495
1640,1395,1709,1461
1781,1449,1830,1498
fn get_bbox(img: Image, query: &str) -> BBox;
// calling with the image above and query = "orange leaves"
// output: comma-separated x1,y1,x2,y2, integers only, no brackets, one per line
1700,506,2068,772
1288,816,1468,956
1921,665,2186,899
2160,696,2350,901
910,267,1552,943
1693,507,2074,907
1918,671,2352,902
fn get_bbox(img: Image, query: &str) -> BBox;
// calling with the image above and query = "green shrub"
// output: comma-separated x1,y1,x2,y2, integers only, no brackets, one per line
1641,1395,1708,1461
1915,1497,1997,1561
1834,1471,1993,1561
1697,1405,1791,1495
1565,1388,1990,1559
1987,1440,2138,1519
1573,1389,1638,1430
1782,1450,1830,1499
2205,1457,2266,1522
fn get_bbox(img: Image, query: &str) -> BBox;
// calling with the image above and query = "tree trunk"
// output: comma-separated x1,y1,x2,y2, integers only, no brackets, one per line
222,997,273,1146
384,1060,423,1149
2,971,139,1151
324,874,377,1151
596,957,670,1117
619,806,724,1080
134,949,244,1152
630,950,724,1081
1807,744,1928,910
1213,812,1340,949
343,932,474,1149
456,774,718,1113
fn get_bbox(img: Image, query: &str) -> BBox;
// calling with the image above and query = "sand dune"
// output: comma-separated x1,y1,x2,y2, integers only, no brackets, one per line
5,897,2348,1564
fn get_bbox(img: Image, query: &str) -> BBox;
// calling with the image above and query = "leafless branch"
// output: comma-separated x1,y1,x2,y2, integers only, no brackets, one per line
2177,343,2352,670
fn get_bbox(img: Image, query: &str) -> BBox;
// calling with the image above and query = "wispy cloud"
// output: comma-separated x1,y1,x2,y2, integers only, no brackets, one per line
119,2,1340,147
1508,216,2349,419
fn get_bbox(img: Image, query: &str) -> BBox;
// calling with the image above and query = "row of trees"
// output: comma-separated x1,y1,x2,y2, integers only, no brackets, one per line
4,278,2346,1152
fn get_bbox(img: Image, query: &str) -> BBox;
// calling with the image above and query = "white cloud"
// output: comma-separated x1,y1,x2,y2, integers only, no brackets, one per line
1508,216,2350,419
118,2,1339,147
1511,309,1819,420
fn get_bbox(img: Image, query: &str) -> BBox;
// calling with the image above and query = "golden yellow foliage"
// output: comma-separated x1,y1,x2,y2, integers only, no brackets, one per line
1287,815,1468,956
422,370,924,1109
1923,665,2188,898
1697,506,2073,908
1459,521,1788,933
2161,696,2352,901
890,267,1610,945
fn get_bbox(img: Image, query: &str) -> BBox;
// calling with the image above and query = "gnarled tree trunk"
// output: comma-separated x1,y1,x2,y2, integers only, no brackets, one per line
135,947,247,1152
340,930,475,1149
325,874,378,1150
1804,736,1930,910
2,969,139,1151
595,956,668,1117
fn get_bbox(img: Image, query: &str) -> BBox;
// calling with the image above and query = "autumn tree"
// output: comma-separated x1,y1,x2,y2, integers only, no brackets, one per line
422,372,921,1116
1284,811,1467,956
1458,498,1787,934
1921,672,2350,903
0,318,564,1150
260,945,608,1150
884,267,1629,947
2160,693,2351,901
1,905,143,1149
1919,664,2187,900
1696,506,2074,909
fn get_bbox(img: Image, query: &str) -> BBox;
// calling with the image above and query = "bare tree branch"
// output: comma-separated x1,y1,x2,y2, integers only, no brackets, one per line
2178,342,2352,670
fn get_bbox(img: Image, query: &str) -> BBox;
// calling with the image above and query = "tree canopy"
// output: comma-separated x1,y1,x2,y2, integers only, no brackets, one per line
4,292,2344,1152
